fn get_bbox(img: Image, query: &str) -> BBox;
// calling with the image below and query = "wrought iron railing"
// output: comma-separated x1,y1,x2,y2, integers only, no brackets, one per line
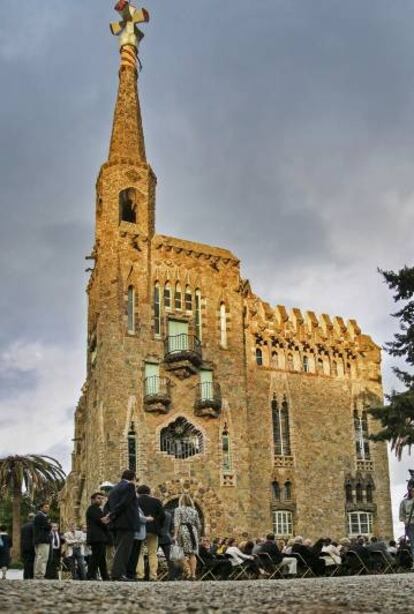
143,376,171,400
164,334,202,364
195,381,222,413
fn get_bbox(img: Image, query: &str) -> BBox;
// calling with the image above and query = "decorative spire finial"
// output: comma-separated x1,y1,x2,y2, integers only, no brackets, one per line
110,1,150,69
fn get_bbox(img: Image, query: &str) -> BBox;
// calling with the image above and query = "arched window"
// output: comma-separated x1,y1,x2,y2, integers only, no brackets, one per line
160,417,203,460
185,285,192,311
222,427,232,474
272,480,280,501
127,285,135,333
303,355,309,373
119,187,137,223
271,352,279,369
317,357,324,374
332,360,338,376
356,482,363,503
195,289,202,341
272,395,291,457
284,481,292,501
345,482,353,503
256,347,263,366
287,353,294,370
175,282,182,310
220,302,227,348
164,282,171,308
154,282,161,336
366,483,373,503
128,422,137,472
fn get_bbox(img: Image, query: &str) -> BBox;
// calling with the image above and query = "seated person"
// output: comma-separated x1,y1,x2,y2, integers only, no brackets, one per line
259,533,297,576
198,538,232,579
225,538,267,577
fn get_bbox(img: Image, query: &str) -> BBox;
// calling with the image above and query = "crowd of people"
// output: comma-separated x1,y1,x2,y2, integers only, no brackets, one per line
1,468,414,581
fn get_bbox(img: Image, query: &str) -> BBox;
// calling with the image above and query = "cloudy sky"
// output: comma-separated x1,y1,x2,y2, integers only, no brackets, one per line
0,1,413,536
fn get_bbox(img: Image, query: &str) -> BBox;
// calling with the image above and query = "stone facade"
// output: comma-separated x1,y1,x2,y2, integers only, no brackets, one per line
60,33,393,541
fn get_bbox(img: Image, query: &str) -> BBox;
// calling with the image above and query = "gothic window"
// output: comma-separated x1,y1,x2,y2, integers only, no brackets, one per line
119,188,137,223
272,395,292,456
154,282,161,336
256,347,263,366
354,410,370,460
272,480,280,501
127,285,135,333
356,482,363,503
272,510,293,537
128,423,137,472
284,481,292,501
160,417,203,460
175,282,182,310
345,482,353,503
185,285,192,311
366,483,373,503
332,360,338,376
271,352,279,369
195,289,202,341
317,357,324,374
348,511,373,537
222,427,232,473
287,353,294,370
303,355,309,373
164,282,171,308
220,302,227,348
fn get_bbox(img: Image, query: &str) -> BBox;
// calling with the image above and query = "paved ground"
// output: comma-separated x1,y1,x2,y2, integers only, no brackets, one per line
1,574,413,613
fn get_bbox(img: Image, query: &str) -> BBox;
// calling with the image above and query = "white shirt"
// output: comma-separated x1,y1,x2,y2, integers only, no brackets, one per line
63,530,86,557
51,531,60,550
226,546,254,567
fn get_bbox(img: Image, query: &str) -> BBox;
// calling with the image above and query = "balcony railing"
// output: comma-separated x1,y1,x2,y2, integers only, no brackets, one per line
164,334,202,367
143,376,171,413
195,382,222,417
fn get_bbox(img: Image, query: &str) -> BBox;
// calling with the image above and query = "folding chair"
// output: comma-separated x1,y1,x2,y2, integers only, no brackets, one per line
291,552,316,578
196,553,219,581
345,550,371,576
258,552,285,579
319,553,341,577
370,550,396,575
224,554,254,580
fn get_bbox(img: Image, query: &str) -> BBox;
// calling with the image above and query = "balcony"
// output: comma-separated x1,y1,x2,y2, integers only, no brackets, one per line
194,382,222,418
143,376,172,414
164,334,202,379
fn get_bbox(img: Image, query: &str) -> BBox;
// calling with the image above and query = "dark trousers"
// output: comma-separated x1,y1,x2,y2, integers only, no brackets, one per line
45,549,61,579
88,542,109,581
112,530,134,580
126,540,143,579
69,548,87,580
22,550,35,579
160,543,179,580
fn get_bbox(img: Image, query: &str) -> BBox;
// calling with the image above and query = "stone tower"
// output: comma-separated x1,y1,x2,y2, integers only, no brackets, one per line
61,6,393,541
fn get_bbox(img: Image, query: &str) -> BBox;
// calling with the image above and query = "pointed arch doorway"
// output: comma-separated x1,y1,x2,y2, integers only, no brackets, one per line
164,497,205,536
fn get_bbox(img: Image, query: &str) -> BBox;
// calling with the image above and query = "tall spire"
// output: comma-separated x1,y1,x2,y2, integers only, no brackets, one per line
108,2,150,163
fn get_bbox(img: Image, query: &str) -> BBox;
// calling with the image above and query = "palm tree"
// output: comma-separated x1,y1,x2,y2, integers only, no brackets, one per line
0,455,66,560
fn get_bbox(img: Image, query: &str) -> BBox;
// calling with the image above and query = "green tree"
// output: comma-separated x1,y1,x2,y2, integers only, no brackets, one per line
0,455,66,561
369,266,414,459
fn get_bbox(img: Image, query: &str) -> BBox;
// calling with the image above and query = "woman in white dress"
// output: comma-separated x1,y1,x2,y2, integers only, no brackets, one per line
173,494,201,580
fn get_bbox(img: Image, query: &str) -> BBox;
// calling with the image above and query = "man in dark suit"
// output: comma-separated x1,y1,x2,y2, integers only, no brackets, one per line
20,513,35,579
107,469,137,581
45,523,65,579
86,492,110,581
136,485,165,581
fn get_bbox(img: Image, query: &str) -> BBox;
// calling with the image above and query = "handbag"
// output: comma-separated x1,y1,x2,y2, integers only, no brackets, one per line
170,543,185,561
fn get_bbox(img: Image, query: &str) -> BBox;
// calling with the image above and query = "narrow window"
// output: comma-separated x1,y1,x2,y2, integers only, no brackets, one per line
128,423,137,472
185,286,192,311
366,483,373,503
164,282,171,308
345,483,353,503
317,357,324,374
280,397,292,456
256,347,263,366
272,480,280,501
284,481,292,501
119,188,137,223
167,319,189,353
354,410,370,460
271,352,279,369
220,302,227,348
272,396,282,456
154,282,161,336
195,289,202,341
287,353,294,370
332,360,338,376
144,362,160,396
200,369,213,401
175,282,182,310
222,427,232,473
303,355,309,373
356,482,363,503
127,285,135,333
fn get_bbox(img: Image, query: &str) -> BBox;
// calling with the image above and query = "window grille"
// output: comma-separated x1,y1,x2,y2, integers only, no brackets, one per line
272,510,293,537
348,511,373,537
160,417,203,460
